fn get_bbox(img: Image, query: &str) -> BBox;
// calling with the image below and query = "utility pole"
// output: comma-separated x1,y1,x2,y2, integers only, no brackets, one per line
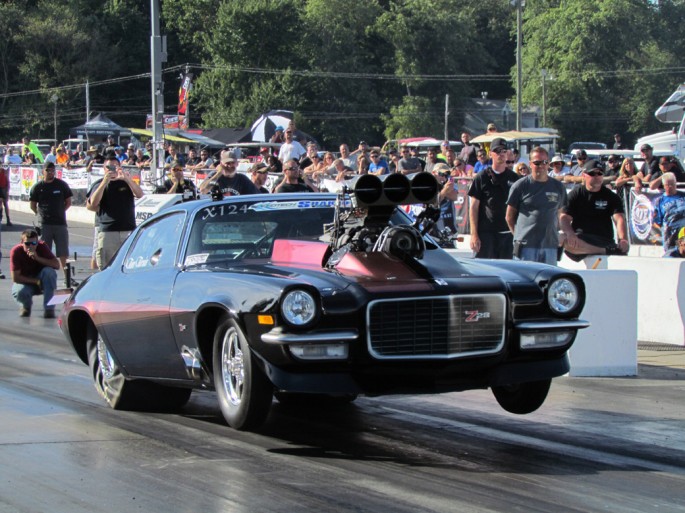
516,0,524,132
85,80,90,122
541,69,547,127
51,94,58,143
150,0,167,183
444,94,449,141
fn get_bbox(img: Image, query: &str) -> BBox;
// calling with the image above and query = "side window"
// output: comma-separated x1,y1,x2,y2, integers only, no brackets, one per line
123,213,186,273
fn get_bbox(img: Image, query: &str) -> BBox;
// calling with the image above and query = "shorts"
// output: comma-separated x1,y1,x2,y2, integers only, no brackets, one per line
41,224,69,258
96,230,131,270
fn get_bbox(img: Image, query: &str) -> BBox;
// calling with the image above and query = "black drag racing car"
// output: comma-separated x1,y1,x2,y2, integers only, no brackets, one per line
59,173,589,430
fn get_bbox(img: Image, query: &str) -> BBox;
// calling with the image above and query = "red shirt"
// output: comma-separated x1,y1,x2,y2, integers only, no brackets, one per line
9,242,56,277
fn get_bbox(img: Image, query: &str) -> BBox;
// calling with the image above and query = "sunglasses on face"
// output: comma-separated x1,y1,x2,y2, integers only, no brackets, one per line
585,171,604,177
506,160,515,164
286,167,298,171
530,160,549,166
24,241,38,246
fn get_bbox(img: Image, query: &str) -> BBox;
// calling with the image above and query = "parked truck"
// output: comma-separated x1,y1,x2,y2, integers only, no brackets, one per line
635,83,685,161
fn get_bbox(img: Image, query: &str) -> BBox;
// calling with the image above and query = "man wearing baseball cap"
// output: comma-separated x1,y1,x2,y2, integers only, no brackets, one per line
468,137,520,259
199,150,258,197
636,143,659,183
560,159,628,261
86,150,145,270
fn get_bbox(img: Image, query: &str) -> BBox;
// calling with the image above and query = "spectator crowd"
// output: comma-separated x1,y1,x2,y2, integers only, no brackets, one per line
2,121,685,310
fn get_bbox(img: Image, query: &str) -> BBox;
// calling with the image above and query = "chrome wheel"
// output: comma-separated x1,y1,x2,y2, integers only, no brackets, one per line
213,316,273,430
221,327,244,405
97,334,116,380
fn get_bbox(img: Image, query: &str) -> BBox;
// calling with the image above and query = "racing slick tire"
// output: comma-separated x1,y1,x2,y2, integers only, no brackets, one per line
213,316,273,431
86,322,192,411
491,378,551,415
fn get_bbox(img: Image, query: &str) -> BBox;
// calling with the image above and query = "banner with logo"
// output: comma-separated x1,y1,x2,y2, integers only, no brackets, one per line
627,188,664,247
178,73,193,130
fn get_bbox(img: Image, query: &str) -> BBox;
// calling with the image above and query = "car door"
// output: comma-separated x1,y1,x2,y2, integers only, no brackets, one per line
99,212,190,379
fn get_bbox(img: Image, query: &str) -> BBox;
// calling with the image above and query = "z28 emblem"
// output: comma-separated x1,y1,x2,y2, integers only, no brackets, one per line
465,310,490,322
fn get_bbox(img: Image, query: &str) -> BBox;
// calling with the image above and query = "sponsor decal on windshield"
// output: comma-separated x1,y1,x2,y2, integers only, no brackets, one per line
250,199,346,211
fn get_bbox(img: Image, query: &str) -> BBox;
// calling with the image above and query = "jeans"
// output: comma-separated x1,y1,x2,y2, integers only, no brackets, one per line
516,247,558,266
12,267,58,310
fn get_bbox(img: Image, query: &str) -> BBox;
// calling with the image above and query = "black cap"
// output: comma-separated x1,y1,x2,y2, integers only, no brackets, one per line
583,159,604,172
43,161,55,170
103,150,118,160
490,137,507,152
576,149,588,159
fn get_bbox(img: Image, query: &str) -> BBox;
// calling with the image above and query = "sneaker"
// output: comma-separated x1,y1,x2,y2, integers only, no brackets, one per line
19,308,31,317
43,309,55,319
6,221,12,226
0,272,5,279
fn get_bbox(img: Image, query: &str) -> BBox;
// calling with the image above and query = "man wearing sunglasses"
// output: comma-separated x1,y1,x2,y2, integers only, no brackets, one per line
249,163,270,193
9,229,60,318
273,160,315,193
566,149,588,181
199,150,259,197
559,159,628,262
157,160,197,201
506,146,568,265
468,138,520,259
87,151,145,270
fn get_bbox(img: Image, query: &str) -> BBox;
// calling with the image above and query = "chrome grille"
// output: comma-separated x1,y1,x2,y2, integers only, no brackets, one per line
367,294,506,359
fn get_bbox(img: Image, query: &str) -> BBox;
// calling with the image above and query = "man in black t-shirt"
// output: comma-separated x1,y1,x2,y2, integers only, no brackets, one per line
156,160,197,201
86,151,145,270
273,160,314,193
29,161,74,285
560,159,628,261
467,138,520,258
199,151,259,197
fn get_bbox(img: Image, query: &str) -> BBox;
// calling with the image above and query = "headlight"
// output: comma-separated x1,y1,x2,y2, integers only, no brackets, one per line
547,278,579,314
281,289,317,327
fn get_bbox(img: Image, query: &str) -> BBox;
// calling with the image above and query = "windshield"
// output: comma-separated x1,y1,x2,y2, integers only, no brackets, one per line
184,200,335,265
183,198,419,266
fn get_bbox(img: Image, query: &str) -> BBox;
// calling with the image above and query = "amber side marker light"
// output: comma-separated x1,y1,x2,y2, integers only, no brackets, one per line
258,315,275,325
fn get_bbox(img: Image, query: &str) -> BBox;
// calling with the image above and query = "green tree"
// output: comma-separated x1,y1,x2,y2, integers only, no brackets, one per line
173,0,306,129
382,96,443,139
520,0,684,148
376,0,512,140
298,0,387,146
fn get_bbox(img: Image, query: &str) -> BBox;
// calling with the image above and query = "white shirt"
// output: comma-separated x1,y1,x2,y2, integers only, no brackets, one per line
278,141,306,163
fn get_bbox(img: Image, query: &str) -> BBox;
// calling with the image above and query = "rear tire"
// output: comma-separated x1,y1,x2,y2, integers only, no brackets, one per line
213,316,273,430
491,379,551,414
86,322,192,411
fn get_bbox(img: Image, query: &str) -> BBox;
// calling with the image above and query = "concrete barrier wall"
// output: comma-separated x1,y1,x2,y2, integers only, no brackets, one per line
568,270,638,376
561,254,685,346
